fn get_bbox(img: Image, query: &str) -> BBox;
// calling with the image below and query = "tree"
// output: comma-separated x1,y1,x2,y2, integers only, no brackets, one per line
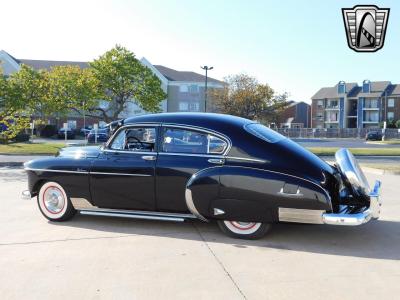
47,65,100,126
211,74,289,121
396,119,400,129
89,45,166,123
3,64,52,122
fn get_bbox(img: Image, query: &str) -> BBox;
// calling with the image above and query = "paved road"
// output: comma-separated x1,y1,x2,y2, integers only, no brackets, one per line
293,138,400,148
0,167,399,299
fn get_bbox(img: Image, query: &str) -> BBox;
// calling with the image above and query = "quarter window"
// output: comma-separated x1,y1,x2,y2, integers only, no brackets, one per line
109,127,156,152
162,128,227,154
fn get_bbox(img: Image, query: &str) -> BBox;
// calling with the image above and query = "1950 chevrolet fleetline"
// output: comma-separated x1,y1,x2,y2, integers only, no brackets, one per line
23,113,381,239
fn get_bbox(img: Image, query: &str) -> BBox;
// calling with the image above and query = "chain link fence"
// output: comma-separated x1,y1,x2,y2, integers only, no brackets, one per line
273,128,400,139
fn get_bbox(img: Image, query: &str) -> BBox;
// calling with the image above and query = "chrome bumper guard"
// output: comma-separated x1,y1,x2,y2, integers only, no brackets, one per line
322,180,382,226
21,190,32,200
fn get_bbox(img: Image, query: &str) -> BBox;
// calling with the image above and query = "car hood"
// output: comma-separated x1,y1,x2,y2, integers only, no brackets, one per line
57,146,102,158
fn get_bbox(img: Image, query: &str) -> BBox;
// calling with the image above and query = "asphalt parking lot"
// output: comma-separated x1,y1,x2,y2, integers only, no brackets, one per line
0,167,399,300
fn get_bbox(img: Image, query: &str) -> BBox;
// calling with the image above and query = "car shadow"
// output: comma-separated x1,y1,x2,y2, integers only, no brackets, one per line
52,214,400,261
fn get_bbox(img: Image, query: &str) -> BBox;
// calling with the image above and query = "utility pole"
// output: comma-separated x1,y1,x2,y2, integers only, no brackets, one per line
200,66,213,112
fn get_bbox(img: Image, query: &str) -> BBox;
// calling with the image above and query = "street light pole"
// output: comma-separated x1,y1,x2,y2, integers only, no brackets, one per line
200,66,213,112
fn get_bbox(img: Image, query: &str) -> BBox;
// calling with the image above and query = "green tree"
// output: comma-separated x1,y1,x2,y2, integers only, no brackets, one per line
3,65,52,122
89,45,166,123
47,65,100,124
396,119,400,129
212,73,288,121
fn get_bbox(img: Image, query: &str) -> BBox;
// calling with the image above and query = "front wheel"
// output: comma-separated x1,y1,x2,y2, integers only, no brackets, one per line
217,220,271,240
37,181,76,222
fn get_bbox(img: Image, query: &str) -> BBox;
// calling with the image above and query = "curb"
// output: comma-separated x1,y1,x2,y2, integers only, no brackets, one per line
0,162,24,167
361,166,400,175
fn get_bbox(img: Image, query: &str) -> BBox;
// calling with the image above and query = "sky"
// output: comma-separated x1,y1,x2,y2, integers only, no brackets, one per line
1,0,399,102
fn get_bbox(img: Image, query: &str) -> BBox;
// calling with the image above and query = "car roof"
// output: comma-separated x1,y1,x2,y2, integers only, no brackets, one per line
124,113,252,134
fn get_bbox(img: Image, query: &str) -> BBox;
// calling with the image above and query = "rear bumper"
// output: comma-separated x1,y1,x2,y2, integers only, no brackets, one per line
322,180,382,226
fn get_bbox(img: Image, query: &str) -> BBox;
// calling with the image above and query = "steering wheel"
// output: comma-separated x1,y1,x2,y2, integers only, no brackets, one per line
125,136,143,150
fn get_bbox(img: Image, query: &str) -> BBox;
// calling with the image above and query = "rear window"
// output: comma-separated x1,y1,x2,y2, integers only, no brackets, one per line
244,123,285,143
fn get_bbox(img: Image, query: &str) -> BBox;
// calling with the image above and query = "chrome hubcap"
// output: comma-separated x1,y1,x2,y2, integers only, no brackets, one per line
43,187,64,214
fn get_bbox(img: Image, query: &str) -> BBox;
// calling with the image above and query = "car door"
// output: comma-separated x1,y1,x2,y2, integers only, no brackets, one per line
90,125,158,210
156,125,229,213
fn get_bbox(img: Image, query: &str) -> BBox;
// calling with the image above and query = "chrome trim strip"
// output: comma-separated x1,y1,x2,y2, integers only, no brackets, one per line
158,152,266,163
24,168,89,174
279,208,325,224
185,188,208,222
70,198,96,210
225,156,267,163
103,149,157,155
70,201,197,220
79,210,186,222
90,172,151,177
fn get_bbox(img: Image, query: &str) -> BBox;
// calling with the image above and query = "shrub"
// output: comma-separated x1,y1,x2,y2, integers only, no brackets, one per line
396,120,400,129
14,133,30,142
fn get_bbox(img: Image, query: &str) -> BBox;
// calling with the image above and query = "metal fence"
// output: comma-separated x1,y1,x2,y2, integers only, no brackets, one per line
273,128,400,139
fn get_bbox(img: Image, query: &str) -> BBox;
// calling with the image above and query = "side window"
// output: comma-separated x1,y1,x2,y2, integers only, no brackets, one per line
110,127,156,152
162,128,227,154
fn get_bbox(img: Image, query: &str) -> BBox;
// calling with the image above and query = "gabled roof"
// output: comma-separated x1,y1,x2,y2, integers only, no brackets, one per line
357,81,391,97
18,59,89,70
311,82,358,99
388,84,400,96
154,65,224,84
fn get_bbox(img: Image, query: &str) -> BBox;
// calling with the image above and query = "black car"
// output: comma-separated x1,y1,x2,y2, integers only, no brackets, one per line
57,128,75,139
22,113,381,239
366,130,383,141
87,128,109,143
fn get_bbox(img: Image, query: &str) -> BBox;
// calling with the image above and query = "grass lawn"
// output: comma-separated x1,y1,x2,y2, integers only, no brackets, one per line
0,143,66,155
366,139,400,145
307,147,400,156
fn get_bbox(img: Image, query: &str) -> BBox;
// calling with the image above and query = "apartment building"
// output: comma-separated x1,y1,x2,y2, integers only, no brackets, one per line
311,80,399,128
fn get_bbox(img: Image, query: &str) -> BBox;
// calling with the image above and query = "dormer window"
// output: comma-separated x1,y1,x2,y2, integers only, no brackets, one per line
362,80,371,93
338,81,346,94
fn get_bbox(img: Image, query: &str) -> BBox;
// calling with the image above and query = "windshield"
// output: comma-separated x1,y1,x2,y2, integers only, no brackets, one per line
244,123,285,143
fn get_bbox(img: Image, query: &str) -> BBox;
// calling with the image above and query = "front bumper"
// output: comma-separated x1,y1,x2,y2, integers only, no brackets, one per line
322,180,382,226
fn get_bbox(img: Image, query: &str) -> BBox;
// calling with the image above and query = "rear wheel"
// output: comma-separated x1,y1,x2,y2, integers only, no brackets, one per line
37,181,76,222
217,220,271,239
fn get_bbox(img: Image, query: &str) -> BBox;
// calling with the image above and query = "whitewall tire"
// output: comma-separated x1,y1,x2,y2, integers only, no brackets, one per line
217,220,271,239
37,181,76,221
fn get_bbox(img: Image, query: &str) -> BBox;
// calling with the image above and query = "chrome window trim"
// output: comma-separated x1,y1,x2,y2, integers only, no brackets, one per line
158,152,266,163
103,149,158,156
160,123,232,156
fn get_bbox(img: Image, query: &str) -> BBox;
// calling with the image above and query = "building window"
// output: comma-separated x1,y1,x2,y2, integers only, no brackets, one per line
179,85,189,93
327,100,338,108
362,80,371,93
317,100,323,107
67,120,77,129
388,98,395,107
189,85,198,93
326,111,338,122
364,99,378,109
388,112,394,120
189,102,200,112
338,81,346,94
364,111,379,122
179,101,189,111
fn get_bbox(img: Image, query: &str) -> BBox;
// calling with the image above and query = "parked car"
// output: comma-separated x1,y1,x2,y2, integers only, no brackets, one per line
57,128,75,139
80,126,93,137
366,130,383,141
22,113,381,239
87,128,109,143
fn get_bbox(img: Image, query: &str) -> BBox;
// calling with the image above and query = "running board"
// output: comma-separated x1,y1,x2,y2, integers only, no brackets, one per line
79,208,197,222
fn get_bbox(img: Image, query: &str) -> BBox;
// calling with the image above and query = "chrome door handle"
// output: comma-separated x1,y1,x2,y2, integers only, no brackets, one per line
208,158,225,165
142,155,156,161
